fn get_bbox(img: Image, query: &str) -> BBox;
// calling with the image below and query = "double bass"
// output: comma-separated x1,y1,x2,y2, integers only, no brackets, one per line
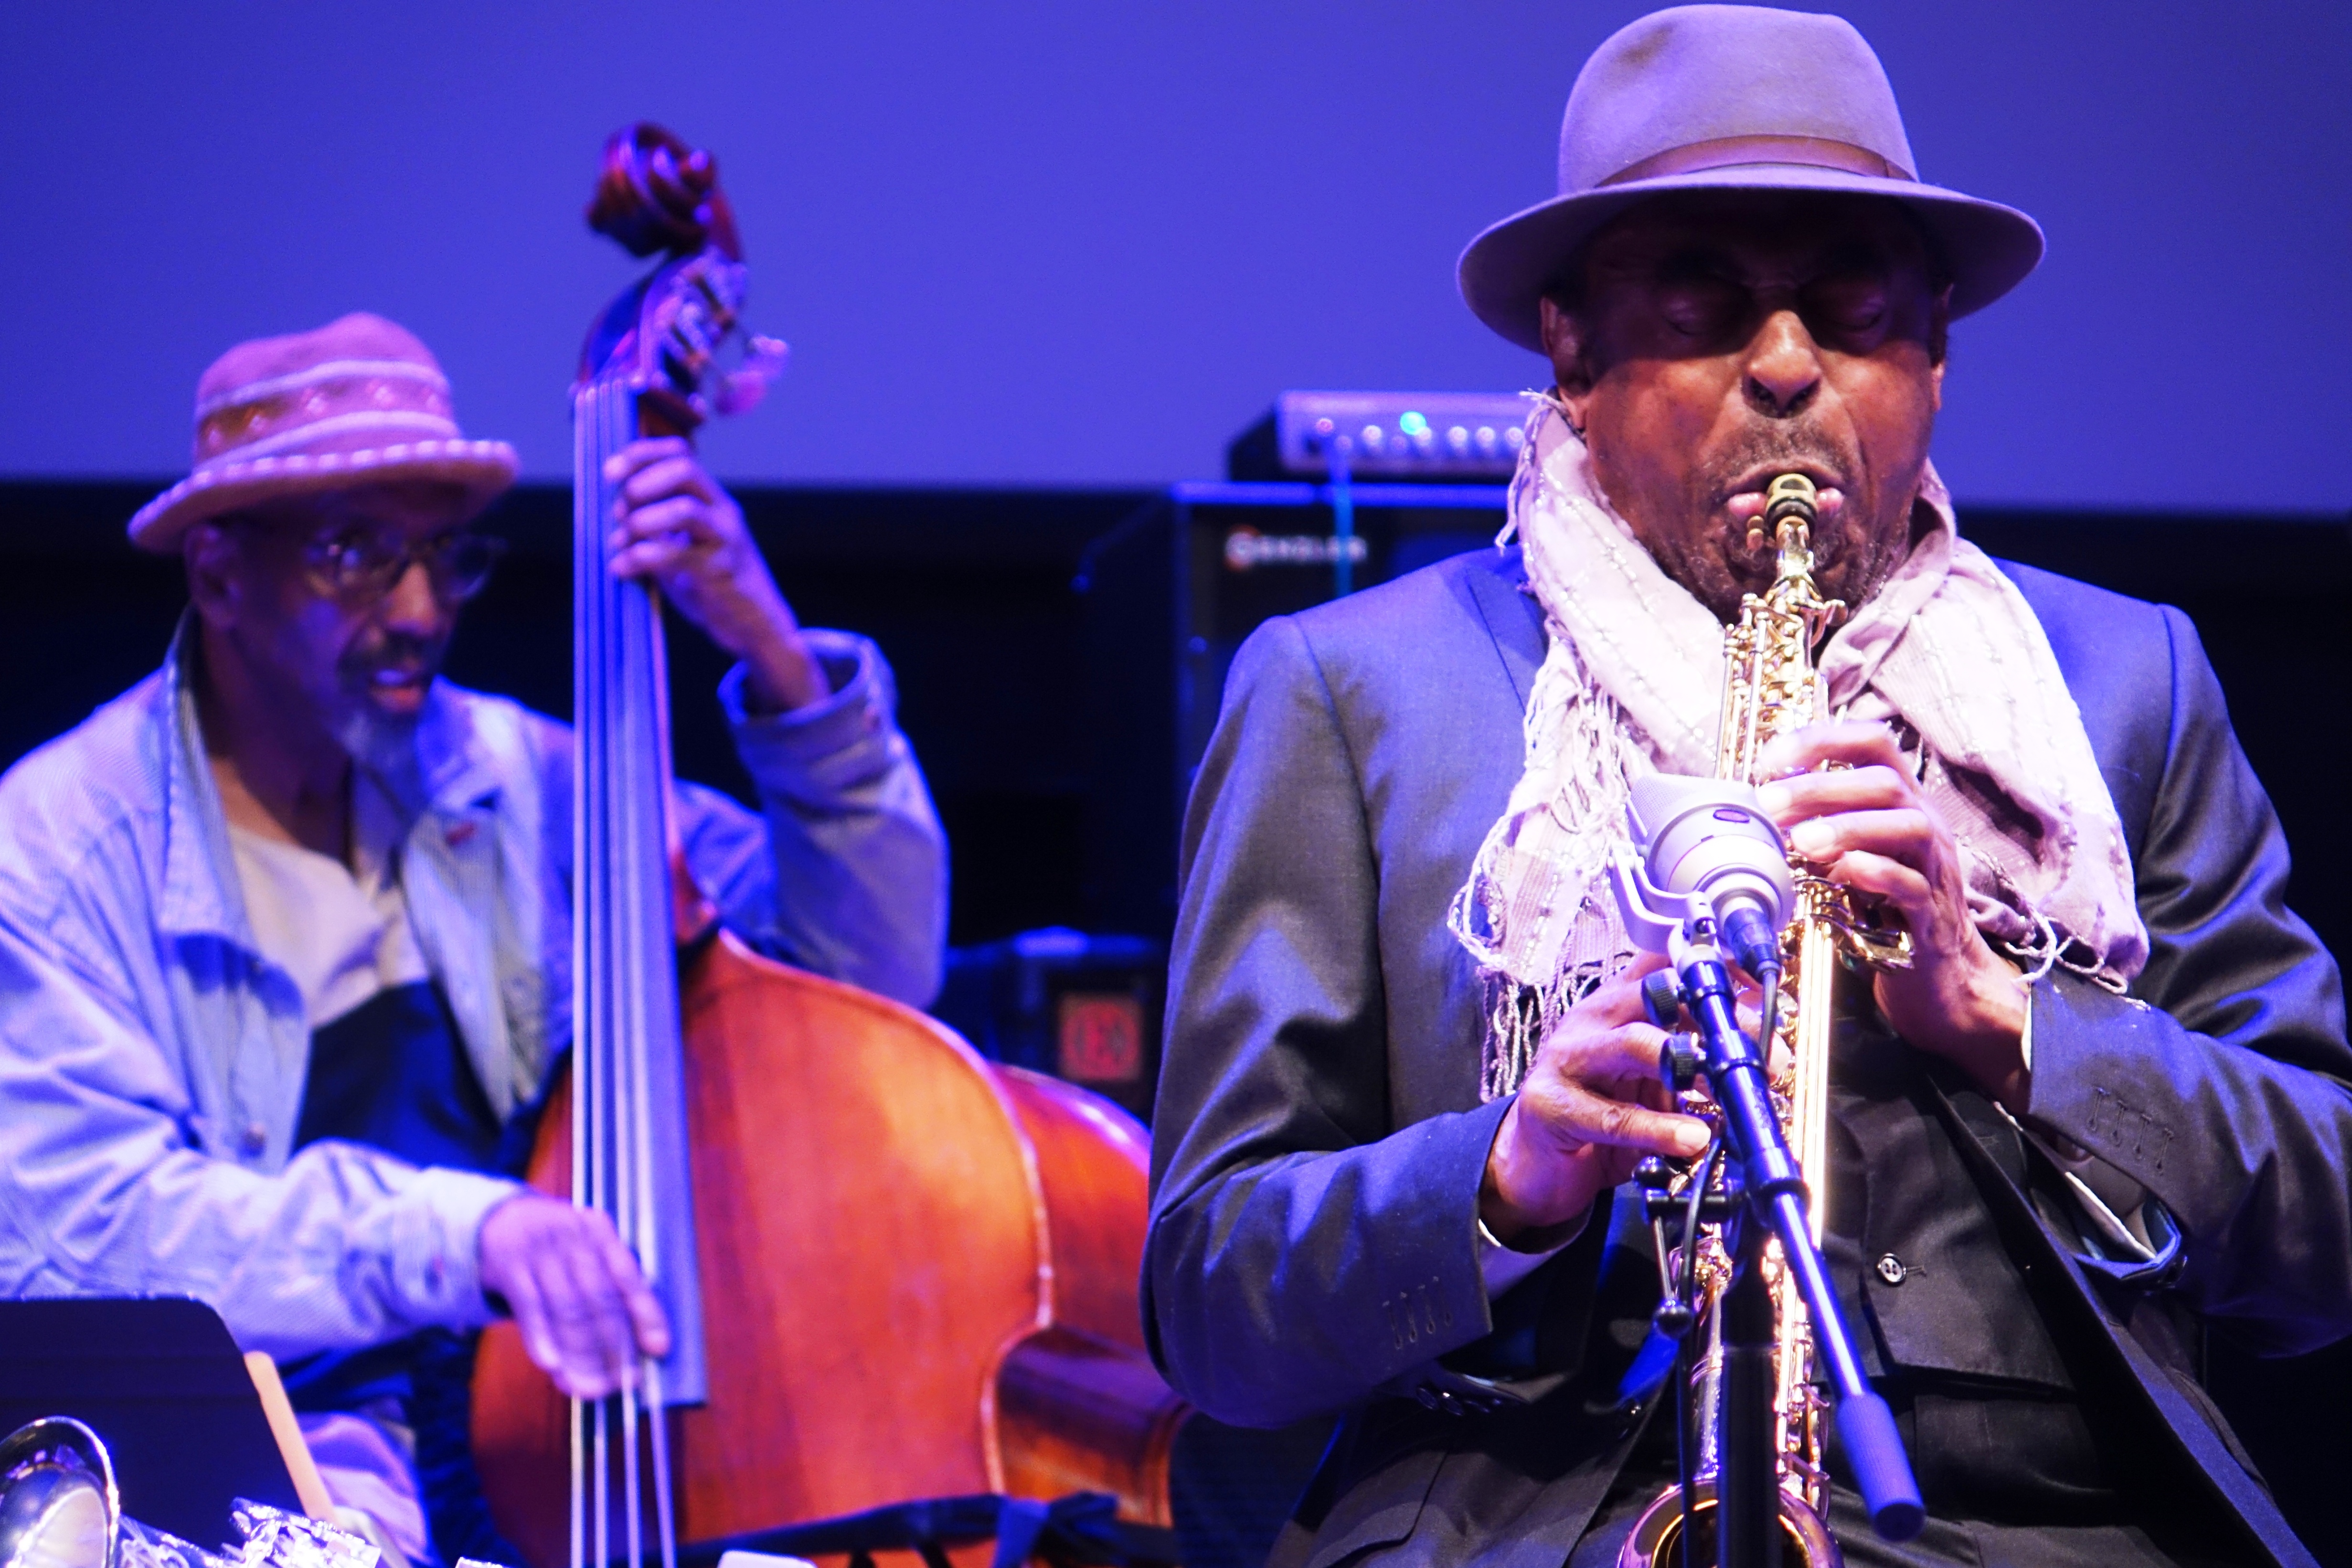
470,124,1189,1568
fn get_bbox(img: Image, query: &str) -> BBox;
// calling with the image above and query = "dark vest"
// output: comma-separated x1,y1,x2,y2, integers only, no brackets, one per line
290,980,502,1175
1815,1008,2112,1522
279,980,518,1568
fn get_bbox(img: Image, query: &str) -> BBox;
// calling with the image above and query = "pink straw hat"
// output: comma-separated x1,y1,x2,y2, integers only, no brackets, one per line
1458,4,2045,354
128,312,519,553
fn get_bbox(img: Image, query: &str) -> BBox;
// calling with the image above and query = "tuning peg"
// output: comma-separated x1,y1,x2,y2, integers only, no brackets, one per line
714,335,789,416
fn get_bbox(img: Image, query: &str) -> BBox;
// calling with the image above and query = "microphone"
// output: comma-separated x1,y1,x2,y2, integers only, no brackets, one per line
1609,774,1795,977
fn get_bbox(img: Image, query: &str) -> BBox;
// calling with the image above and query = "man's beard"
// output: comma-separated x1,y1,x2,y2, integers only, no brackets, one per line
330,629,446,769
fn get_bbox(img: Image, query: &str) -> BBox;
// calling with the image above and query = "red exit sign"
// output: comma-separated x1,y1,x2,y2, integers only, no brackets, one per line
1056,992,1144,1084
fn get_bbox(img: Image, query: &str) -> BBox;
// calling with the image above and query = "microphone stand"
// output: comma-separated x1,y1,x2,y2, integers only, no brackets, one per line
1665,919,1923,1564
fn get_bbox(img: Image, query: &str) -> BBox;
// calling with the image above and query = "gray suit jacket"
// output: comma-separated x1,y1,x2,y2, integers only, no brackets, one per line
1144,545,2352,1568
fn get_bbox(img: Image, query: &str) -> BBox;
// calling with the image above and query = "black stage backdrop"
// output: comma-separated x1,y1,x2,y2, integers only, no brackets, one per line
1,481,2346,1562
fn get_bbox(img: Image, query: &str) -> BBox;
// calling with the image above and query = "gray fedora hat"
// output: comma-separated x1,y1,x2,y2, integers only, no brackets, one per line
1459,4,2045,353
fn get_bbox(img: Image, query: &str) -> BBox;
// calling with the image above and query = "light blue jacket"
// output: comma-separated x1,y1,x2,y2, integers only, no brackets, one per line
0,622,946,1359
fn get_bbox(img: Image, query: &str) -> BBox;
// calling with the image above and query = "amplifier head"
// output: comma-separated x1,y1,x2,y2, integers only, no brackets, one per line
1228,391,1531,482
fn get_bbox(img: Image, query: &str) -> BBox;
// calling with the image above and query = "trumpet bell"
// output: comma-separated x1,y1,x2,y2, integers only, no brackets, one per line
0,1419,120,1568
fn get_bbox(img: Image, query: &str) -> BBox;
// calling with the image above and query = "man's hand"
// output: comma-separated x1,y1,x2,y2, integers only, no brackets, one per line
479,1190,672,1400
605,437,826,714
1754,720,2030,1109
1481,952,1712,1247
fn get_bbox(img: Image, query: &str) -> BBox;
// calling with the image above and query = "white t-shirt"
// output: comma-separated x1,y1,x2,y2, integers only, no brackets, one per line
225,770,428,1027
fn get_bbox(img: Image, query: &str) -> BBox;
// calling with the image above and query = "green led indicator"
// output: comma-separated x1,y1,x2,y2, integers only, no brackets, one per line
1397,410,1429,437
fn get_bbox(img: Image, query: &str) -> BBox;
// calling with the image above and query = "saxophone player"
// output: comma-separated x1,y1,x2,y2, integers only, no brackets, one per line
1145,8,2349,1566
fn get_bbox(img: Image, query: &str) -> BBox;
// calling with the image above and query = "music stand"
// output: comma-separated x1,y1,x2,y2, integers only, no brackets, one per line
0,1297,303,1547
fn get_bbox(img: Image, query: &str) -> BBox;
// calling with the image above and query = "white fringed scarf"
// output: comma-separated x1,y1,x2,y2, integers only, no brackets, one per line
1449,399,2147,1099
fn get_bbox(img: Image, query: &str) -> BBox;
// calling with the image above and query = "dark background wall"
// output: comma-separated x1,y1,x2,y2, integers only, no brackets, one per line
2,3,2347,512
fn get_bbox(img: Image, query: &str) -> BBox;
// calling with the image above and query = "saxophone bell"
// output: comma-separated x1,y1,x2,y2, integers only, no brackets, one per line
1623,1480,1841,1568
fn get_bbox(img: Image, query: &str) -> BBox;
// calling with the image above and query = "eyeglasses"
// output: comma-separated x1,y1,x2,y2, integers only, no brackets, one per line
300,528,509,604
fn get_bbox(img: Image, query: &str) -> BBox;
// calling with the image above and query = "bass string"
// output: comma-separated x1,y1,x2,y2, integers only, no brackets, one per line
609,374,646,1568
596,373,618,1568
618,414,681,1568
620,371,679,1568
571,372,680,1568
568,373,600,1568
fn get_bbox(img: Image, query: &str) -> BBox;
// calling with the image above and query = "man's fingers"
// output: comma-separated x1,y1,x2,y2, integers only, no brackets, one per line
574,1217,655,1387
609,535,693,581
1554,1021,1672,1084
517,1252,616,1400
1579,952,1671,1024
560,1244,646,1397
624,1283,672,1363
1558,1084,1711,1157
613,495,718,544
480,1195,672,1399
601,437,693,487
589,1215,674,1359
1753,719,1905,781
1757,763,1911,821
1788,807,1935,870
614,454,720,510
1819,849,1934,918
1526,1021,1707,1159
500,1262,563,1383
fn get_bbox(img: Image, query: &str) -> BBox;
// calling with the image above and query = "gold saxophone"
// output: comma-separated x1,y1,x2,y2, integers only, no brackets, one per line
1618,474,1910,1568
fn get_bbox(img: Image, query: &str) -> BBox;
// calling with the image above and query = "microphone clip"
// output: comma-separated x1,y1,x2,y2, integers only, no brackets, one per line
1607,773,1794,977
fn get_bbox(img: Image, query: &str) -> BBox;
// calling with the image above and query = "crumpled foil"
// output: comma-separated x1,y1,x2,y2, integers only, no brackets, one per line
227,1502,383,1568
115,1515,231,1568
116,1500,386,1568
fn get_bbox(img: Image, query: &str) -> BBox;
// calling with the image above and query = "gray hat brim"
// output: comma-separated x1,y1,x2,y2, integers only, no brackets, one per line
1458,162,2045,354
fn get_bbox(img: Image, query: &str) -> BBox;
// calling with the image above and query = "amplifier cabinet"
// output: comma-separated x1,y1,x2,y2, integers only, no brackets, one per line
1079,480,1507,937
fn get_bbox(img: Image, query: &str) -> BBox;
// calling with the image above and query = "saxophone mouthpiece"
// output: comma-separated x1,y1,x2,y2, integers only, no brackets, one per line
1763,473,1823,583
1764,473,1819,532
